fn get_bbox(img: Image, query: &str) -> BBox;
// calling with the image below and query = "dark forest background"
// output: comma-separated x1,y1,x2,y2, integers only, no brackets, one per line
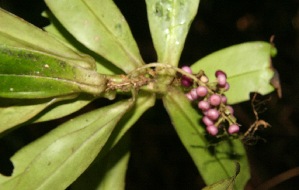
1,0,299,189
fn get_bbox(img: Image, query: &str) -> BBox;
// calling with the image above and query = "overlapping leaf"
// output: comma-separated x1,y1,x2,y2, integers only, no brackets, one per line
163,88,250,189
45,0,144,73
191,42,276,104
0,45,106,99
0,8,96,69
0,100,133,190
146,0,199,66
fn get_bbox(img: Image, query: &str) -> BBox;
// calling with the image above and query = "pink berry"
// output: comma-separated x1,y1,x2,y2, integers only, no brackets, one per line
206,109,220,120
190,89,198,100
209,94,222,106
185,93,193,101
226,105,234,115
215,70,227,87
181,78,192,87
196,86,208,97
221,95,227,104
207,125,218,136
215,70,227,78
198,100,210,111
223,83,230,91
202,116,214,126
228,124,239,134
182,66,192,74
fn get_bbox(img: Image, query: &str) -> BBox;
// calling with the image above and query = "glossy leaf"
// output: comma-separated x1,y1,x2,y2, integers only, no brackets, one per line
191,42,276,104
45,0,144,73
163,88,249,189
146,0,199,66
0,100,133,190
0,8,96,69
0,45,106,99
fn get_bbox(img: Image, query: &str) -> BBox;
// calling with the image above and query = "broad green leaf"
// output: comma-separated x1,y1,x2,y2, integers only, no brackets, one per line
202,163,240,190
0,100,134,190
0,8,96,69
33,94,94,123
45,0,144,73
146,0,199,66
0,45,106,99
191,42,276,104
70,92,155,189
42,11,123,75
0,98,56,134
71,133,131,190
162,88,249,189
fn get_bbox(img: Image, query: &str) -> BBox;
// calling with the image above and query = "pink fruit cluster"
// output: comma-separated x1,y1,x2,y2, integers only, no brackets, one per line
181,66,240,136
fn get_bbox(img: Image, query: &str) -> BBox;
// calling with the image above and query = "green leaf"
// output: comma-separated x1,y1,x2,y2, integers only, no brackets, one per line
42,11,123,75
0,45,106,99
0,8,96,70
0,98,56,134
146,0,199,66
163,88,250,189
33,94,94,123
70,92,155,189
191,41,276,104
0,99,134,190
202,163,240,190
45,0,144,73
71,132,131,190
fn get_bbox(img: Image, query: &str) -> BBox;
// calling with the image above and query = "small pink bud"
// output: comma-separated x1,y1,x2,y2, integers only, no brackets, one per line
181,78,192,87
223,83,230,91
226,105,234,115
207,125,218,136
221,95,227,104
196,86,208,97
215,70,227,78
228,124,239,134
209,94,222,106
185,93,193,101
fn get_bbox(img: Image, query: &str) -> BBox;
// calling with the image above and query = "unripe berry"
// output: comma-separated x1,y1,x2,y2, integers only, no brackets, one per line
200,75,209,83
209,94,222,106
228,124,239,134
206,125,218,136
196,86,208,97
198,100,210,111
206,109,220,120
202,116,214,126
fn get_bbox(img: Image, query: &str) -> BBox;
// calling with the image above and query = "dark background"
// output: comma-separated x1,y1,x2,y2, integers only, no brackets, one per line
1,0,299,189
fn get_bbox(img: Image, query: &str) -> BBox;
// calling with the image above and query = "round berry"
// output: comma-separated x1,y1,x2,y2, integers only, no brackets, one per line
228,124,239,134
202,116,214,126
200,75,209,83
185,93,193,101
221,95,227,104
196,86,208,97
206,109,220,120
198,100,210,111
226,105,234,115
209,94,222,106
207,125,218,136
181,78,192,87
215,70,227,78
181,66,192,74
190,89,198,100
223,83,230,91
